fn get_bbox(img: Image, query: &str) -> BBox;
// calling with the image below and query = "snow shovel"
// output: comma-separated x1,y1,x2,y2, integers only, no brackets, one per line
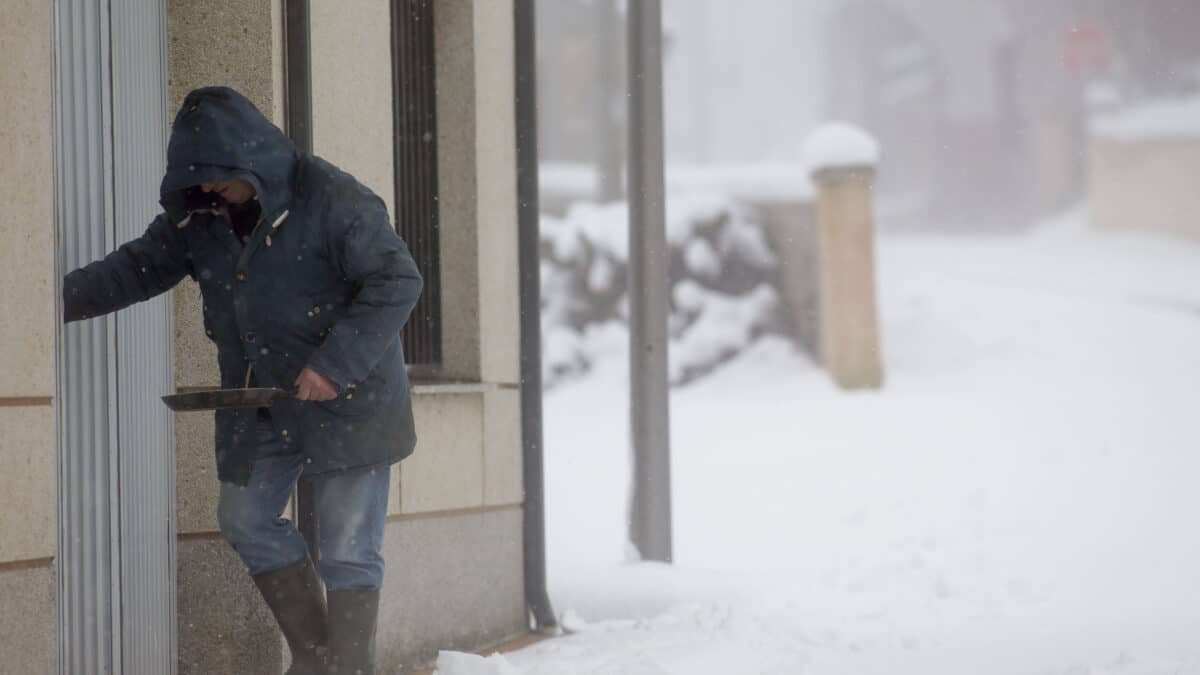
161,387,295,411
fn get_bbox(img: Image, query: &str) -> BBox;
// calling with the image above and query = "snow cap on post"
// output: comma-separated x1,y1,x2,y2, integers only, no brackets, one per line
802,122,881,176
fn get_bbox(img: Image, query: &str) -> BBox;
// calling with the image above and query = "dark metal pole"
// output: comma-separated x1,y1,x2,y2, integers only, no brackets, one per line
515,0,559,632
284,0,312,153
284,0,318,558
594,0,624,202
627,0,673,563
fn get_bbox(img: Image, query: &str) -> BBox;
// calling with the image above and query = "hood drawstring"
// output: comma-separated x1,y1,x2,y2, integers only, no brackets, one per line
266,210,289,248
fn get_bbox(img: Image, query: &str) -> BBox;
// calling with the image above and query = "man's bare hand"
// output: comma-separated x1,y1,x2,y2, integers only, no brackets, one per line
294,367,338,401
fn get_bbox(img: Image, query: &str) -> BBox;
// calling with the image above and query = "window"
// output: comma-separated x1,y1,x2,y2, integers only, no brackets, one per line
392,0,442,369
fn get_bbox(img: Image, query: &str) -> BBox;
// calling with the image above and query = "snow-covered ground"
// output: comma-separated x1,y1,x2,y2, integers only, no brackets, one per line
437,212,1200,675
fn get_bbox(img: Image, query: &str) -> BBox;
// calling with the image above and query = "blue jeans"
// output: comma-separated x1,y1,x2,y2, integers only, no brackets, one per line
217,418,391,590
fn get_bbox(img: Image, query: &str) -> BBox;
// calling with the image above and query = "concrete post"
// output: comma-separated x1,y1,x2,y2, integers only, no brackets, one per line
803,122,883,389
812,165,884,389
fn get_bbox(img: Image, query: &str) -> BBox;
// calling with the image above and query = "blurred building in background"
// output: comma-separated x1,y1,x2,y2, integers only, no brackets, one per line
535,0,1200,392
539,0,1200,235
827,0,1200,229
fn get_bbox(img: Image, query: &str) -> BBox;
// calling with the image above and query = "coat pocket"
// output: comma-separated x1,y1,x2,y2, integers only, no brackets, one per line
315,371,390,418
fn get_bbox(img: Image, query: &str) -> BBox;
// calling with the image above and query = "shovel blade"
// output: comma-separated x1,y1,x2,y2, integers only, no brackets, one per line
161,387,289,411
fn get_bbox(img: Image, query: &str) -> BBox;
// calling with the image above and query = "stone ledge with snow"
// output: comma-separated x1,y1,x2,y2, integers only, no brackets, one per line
1091,95,1200,142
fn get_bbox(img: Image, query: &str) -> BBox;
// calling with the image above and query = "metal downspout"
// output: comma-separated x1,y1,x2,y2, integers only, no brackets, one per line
514,0,558,633
283,0,320,556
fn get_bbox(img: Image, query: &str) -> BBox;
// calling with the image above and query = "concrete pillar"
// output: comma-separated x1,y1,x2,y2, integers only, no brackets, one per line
0,0,58,671
167,1,288,673
434,0,521,385
310,0,395,220
812,166,884,389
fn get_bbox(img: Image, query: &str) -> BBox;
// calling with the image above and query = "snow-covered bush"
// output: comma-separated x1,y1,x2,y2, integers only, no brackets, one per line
541,195,786,389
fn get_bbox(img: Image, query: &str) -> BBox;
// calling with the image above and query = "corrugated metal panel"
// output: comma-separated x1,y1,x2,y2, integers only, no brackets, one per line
392,0,442,367
110,0,176,672
54,0,175,673
54,0,119,671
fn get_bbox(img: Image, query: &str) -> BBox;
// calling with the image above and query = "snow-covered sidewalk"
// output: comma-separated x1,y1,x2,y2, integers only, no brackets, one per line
440,216,1200,675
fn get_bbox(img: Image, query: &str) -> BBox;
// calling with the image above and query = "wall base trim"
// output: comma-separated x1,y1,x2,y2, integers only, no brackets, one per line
0,557,53,573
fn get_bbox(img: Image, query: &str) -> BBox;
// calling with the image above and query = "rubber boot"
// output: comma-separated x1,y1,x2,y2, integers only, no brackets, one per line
252,557,329,675
326,588,380,675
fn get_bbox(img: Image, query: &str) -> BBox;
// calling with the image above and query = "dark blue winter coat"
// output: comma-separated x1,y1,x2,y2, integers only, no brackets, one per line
64,86,423,485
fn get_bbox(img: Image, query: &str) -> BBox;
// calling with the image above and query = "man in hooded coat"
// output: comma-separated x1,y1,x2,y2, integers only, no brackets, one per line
63,86,423,674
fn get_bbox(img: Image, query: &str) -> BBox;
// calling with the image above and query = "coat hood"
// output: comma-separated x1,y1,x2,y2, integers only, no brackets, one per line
160,86,298,223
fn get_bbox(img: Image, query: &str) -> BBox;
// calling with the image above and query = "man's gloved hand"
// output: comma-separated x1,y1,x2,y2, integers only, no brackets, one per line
294,367,338,401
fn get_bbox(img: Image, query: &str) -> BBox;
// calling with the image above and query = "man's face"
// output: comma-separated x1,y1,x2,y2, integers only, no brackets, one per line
200,179,256,205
